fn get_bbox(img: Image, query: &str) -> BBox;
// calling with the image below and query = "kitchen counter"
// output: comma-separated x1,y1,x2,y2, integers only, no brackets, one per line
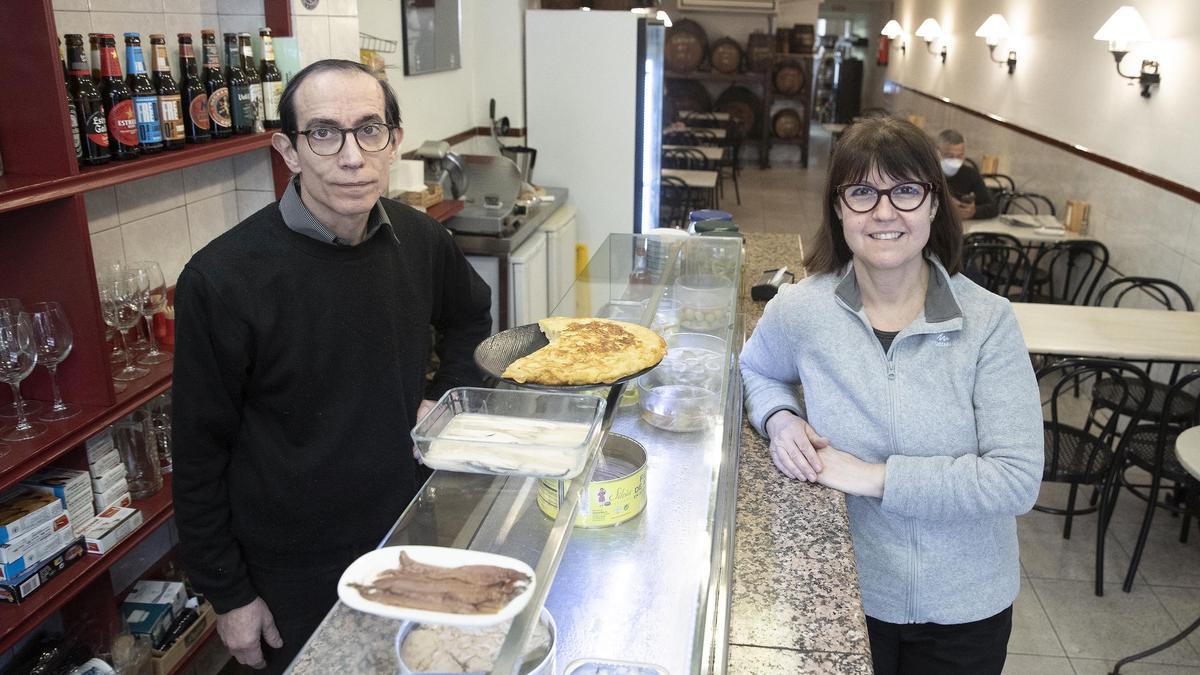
728,233,873,674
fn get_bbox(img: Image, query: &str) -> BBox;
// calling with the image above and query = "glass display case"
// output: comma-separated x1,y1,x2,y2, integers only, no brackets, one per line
288,234,744,675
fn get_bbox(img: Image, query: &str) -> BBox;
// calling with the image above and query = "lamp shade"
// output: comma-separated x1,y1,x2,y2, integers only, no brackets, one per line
915,18,942,42
1093,6,1151,50
881,19,904,39
974,14,1010,47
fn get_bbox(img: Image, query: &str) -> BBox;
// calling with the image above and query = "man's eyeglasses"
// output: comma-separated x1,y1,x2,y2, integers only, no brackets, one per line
296,123,396,156
835,181,936,214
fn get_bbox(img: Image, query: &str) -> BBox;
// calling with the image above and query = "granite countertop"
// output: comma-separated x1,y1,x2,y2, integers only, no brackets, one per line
727,233,872,674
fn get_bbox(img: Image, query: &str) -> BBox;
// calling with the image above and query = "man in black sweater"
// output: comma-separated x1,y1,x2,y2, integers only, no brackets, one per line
935,129,999,220
171,60,491,672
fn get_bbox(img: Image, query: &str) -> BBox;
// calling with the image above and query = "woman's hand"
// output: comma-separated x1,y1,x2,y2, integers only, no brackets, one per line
814,446,886,498
764,411,829,482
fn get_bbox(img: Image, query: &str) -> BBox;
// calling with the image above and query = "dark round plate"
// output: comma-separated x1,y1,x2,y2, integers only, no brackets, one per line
474,322,662,391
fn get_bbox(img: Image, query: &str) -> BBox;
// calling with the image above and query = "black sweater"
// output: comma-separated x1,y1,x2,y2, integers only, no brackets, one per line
945,163,999,220
171,199,492,612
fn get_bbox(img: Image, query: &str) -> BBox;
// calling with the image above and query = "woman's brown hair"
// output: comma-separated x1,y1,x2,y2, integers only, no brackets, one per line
804,116,963,276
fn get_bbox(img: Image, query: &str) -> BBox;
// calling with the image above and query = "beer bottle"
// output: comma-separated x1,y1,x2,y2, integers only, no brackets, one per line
223,33,253,135
149,34,184,150
65,34,111,165
177,34,210,143
124,33,163,154
238,33,264,133
201,30,231,138
259,28,283,128
89,33,101,80
60,39,82,162
98,34,139,160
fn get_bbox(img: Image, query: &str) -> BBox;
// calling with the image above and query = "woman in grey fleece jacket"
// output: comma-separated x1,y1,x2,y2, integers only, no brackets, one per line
740,117,1043,675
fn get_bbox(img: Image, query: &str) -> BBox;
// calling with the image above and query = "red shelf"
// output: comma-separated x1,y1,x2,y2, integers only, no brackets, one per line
167,620,220,675
0,474,175,654
0,360,172,494
0,132,275,214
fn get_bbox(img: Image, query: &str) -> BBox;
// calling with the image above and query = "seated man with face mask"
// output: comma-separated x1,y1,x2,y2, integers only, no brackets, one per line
935,129,999,220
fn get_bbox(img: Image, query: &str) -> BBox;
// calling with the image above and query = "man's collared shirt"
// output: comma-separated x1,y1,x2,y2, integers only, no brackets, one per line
279,176,389,246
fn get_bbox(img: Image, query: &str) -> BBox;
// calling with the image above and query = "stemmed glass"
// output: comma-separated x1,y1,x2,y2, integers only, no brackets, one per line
0,299,43,419
0,312,45,442
99,274,150,382
30,302,80,421
129,261,172,365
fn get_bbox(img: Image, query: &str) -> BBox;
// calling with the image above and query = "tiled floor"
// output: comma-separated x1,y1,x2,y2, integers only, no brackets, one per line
735,125,1200,674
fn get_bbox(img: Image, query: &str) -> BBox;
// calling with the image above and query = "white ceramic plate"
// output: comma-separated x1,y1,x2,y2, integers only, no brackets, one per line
337,545,536,627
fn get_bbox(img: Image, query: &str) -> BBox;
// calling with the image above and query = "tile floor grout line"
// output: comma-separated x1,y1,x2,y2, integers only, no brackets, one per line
1026,575,1075,662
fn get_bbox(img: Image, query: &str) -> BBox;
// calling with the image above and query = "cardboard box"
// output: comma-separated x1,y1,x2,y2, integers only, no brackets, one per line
152,601,215,675
88,448,122,479
0,511,71,564
85,428,115,463
96,491,132,514
0,488,65,545
0,537,86,604
121,599,174,647
81,506,143,555
93,481,131,511
90,462,129,496
0,526,77,580
22,468,92,510
126,580,187,619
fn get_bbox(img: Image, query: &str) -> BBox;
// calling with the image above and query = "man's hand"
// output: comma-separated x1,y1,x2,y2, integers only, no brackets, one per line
412,399,438,459
216,597,283,669
764,411,829,482
814,446,886,498
950,196,976,220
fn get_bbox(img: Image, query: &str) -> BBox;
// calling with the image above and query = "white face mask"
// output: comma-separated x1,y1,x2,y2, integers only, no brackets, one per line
941,158,964,176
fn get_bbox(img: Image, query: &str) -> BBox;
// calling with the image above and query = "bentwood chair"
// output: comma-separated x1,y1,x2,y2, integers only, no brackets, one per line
961,242,1033,301
1029,240,1110,306
1003,191,1057,217
662,148,710,171
1106,371,1200,593
1034,358,1152,596
659,175,694,229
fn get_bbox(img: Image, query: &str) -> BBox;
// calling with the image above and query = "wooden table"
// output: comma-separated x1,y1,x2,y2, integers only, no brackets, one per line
663,144,725,162
662,168,719,208
664,126,727,140
1012,303,1200,363
967,217,1089,244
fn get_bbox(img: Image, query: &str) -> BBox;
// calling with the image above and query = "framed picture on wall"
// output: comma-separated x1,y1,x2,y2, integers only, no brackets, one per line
401,0,462,75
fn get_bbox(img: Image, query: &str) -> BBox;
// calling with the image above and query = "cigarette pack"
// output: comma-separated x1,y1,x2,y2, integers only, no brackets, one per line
89,448,122,479
70,502,96,530
0,537,86,604
22,469,92,511
0,526,77,580
81,506,143,555
0,512,72,564
85,428,115,463
90,462,129,496
0,488,65,545
94,481,131,511
121,600,175,648
126,580,188,619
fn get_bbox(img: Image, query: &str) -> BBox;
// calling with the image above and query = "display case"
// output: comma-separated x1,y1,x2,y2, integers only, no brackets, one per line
289,233,745,674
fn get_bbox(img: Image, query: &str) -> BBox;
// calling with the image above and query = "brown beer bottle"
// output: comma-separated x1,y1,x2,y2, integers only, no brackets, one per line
59,38,82,162
259,28,283,128
149,34,184,150
65,34,111,165
98,34,139,160
201,30,231,138
238,33,264,133
223,33,253,134
177,34,210,143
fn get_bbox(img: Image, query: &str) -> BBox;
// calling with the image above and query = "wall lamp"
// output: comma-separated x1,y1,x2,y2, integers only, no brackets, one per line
914,18,947,63
975,14,1017,74
1093,5,1160,98
881,19,906,56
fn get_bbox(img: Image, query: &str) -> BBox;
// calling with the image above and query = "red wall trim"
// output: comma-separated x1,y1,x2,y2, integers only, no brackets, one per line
889,81,1200,205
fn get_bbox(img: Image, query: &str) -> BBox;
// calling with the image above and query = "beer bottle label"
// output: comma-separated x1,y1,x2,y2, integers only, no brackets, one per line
235,87,254,125
108,99,139,148
133,94,163,142
209,87,232,128
248,84,264,131
153,44,170,73
86,109,110,147
158,94,185,140
70,103,82,158
190,92,211,130
262,80,282,122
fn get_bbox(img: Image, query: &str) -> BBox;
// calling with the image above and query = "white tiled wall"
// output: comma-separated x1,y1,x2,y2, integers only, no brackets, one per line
885,88,1200,309
54,0,361,285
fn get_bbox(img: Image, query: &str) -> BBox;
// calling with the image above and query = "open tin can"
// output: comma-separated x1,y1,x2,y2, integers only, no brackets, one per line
537,434,647,528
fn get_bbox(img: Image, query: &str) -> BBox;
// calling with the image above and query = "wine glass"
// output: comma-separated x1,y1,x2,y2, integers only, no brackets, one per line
30,301,80,421
129,261,171,365
0,300,43,420
0,312,45,442
99,275,150,382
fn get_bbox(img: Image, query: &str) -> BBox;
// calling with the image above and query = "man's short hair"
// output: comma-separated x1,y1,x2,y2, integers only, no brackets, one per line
278,59,402,139
936,129,965,146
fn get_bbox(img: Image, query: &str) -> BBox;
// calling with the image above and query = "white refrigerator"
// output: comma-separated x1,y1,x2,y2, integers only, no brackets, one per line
525,10,665,257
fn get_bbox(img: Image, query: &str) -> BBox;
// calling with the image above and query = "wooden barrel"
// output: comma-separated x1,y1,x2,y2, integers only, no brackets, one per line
664,78,712,118
772,108,804,139
715,85,762,137
745,32,773,72
709,37,743,74
774,59,808,97
665,19,707,73
790,24,816,54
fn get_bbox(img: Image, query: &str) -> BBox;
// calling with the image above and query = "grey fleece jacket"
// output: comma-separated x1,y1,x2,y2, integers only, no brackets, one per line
740,257,1043,625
